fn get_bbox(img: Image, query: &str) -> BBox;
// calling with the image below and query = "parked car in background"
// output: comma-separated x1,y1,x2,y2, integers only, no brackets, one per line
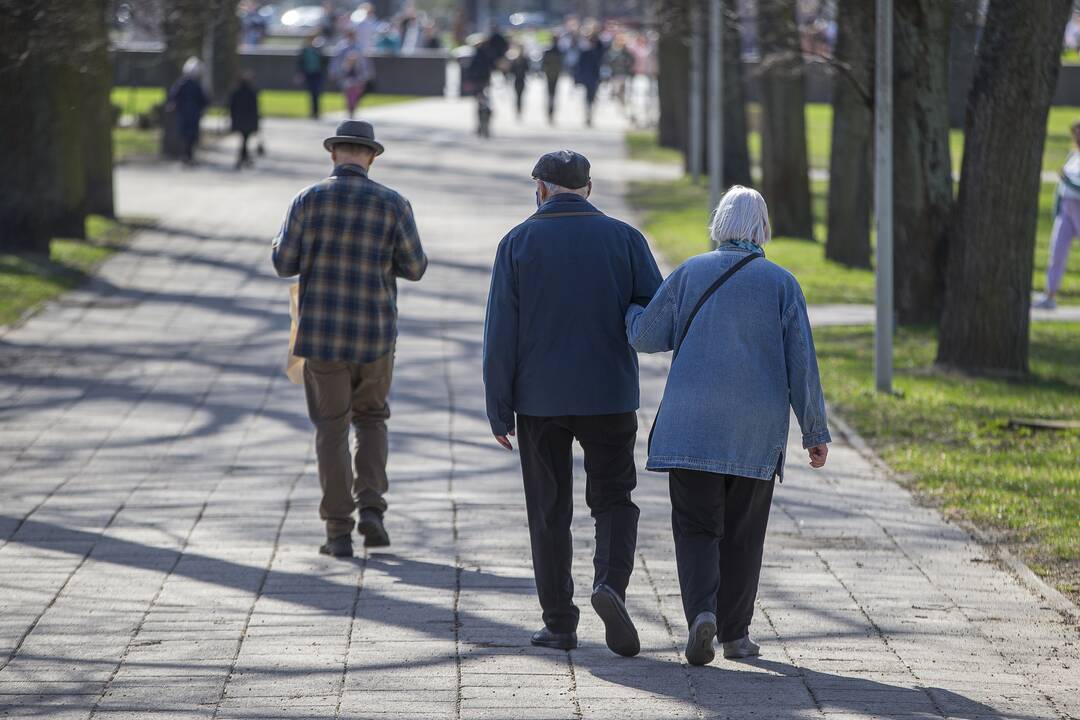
271,4,325,37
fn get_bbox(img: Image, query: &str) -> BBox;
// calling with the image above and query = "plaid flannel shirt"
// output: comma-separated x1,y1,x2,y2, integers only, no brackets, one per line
272,164,427,363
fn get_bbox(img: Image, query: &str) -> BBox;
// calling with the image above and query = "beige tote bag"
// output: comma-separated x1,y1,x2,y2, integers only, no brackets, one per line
285,283,305,384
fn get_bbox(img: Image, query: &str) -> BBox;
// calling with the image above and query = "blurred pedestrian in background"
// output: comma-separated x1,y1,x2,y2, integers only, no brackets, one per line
167,57,208,165
575,25,607,127
463,31,508,137
541,39,563,124
296,34,327,119
1035,120,1080,310
352,2,378,50
607,35,634,110
228,70,260,170
508,43,530,120
338,51,373,118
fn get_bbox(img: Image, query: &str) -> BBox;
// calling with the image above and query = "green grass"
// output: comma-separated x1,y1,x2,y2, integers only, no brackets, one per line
113,126,160,162
626,130,683,165
743,102,1079,175
108,87,421,162
627,172,874,304
815,323,1080,600
629,120,1080,305
110,86,420,120
0,216,135,327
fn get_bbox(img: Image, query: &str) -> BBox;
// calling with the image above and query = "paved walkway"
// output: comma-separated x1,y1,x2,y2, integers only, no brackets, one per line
1,81,1077,719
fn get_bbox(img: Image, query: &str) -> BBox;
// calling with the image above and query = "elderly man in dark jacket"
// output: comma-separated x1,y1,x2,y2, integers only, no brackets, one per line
483,150,663,657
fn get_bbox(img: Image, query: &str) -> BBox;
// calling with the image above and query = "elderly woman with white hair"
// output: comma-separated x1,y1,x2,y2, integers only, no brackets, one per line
625,186,831,666
166,57,209,165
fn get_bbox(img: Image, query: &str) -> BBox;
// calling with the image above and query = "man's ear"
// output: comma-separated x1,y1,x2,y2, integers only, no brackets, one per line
330,147,338,165
585,180,593,199
536,180,546,202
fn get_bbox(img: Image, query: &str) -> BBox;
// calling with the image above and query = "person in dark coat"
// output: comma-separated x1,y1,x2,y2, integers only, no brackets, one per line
575,31,607,127
541,40,563,124
297,34,327,119
228,71,260,169
483,150,664,657
463,32,508,137
507,44,529,119
167,57,209,165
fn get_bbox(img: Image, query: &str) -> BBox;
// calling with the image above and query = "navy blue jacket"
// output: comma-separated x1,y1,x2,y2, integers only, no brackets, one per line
483,194,663,435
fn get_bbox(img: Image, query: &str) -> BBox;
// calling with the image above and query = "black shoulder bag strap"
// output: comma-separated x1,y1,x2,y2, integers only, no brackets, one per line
647,252,761,453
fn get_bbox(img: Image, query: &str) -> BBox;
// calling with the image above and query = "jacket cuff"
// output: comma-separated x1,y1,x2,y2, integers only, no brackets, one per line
802,429,832,449
489,418,515,436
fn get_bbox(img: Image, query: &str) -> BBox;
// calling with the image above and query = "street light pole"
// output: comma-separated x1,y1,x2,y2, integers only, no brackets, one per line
708,0,723,222
874,0,894,393
689,1,704,184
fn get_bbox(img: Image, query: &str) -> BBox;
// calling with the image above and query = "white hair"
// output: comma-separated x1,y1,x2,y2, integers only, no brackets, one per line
182,56,203,77
709,185,771,247
539,179,588,197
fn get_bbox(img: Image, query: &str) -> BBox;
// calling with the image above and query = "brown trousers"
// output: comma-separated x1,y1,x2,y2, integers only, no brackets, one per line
303,351,393,538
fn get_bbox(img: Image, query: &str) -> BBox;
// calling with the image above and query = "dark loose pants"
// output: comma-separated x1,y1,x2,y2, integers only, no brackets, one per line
668,468,774,642
517,413,640,634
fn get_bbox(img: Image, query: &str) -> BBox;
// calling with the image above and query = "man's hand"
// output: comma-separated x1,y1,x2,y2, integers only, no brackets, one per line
495,429,516,451
807,443,828,468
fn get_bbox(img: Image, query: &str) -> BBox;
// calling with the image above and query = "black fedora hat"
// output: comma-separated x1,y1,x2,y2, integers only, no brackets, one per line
323,120,385,155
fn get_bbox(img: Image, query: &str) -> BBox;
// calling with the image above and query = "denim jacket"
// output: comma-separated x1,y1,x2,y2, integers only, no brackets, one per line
625,247,831,481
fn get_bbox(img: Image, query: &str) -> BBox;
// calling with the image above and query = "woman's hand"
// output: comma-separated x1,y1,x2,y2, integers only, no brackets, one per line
807,443,828,468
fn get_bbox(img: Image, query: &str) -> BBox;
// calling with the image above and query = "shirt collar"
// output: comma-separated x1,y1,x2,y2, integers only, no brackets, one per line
332,163,369,178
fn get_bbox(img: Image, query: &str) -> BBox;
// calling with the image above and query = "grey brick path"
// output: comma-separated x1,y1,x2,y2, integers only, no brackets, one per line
1,81,1077,719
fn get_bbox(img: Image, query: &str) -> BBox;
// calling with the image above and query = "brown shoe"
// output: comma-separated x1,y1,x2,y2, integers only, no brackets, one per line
357,509,390,548
318,534,353,558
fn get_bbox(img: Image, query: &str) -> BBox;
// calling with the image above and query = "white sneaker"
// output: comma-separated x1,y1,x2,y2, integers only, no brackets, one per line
1033,294,1057,310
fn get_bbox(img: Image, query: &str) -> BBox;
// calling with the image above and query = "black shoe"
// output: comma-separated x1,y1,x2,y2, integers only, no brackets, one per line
357,508,390,548
319,534,353,558
590,584,640,657
530,626,578,651
685,611,717,666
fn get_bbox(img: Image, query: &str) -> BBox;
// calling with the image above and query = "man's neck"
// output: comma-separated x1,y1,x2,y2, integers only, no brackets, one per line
543,192,587,205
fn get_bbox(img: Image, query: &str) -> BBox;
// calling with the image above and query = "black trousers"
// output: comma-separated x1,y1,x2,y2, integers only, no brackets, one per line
546,76,558,118
668,468,774,641
237,131,252,166
517,413,640,634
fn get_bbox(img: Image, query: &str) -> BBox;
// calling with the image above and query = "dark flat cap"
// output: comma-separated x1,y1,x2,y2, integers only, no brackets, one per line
531,150,590,189
323,120,385,155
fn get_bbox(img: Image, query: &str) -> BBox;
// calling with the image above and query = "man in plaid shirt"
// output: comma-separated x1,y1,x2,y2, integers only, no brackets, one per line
273,120,427,558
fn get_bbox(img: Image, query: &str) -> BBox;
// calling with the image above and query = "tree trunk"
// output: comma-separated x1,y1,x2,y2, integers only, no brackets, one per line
657,1,689,151
84,0,114,218
46,3,88,240
162,0,207,89
0,3,53,254
825,0,873,268
757,0,813,239
721,0,752,188
208,0,240,104
893,0,953,325
947,0,981,129
937,0,1071,375
687,0,753,186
